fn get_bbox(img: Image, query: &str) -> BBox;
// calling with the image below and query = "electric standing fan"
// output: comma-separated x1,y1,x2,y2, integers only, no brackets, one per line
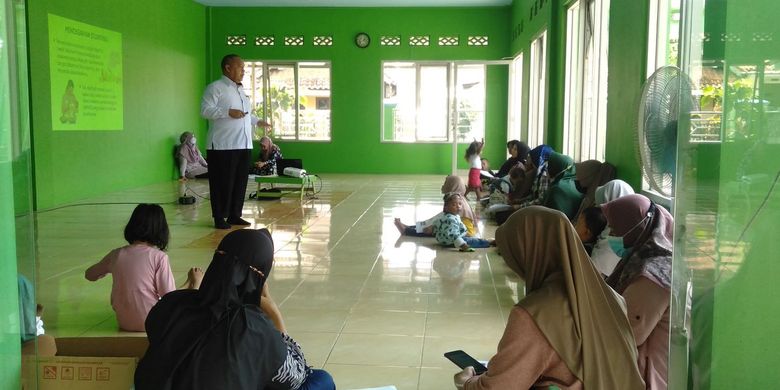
637,65,698,197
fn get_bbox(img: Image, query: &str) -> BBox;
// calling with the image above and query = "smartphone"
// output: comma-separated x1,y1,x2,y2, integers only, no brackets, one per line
444,350,488,375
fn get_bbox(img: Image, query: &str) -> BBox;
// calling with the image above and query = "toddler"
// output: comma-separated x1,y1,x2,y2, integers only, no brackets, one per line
464,139,486,201
434,193,494,252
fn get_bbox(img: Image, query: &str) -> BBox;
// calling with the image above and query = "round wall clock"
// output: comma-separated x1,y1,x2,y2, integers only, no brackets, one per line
355,32,370,48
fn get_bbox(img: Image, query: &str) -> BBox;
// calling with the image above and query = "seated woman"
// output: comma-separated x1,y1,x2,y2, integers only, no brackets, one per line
595,179,635,205
589,179,636,276
454,206,644,389
490,145,553,225
495,140,530,178
602,194,673,390
394,175,478,237
252,136,282,176
177,132,208,180
541,152,584,221
135,229,335,390
571,159,616,224
19,275,56,357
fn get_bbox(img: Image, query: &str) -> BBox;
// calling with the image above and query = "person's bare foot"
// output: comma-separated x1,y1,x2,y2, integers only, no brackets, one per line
393,218,407,235
459,244,474,252
184,267,205,290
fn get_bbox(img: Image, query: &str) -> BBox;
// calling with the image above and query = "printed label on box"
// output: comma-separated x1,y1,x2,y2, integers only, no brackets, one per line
96,367,110,381
43,366,57,379
78,366,92,380
62,366,74,380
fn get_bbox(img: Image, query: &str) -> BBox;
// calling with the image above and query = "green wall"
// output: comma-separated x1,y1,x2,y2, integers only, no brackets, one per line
703,0,780,387
207,7,510,174
509,0,649,188
28,0,208,209
1,0,31,387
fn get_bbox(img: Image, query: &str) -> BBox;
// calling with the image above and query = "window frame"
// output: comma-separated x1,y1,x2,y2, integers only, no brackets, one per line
508,52,524,143
527,30,548,147
242,60,332,142
562,0,610,162
380,61,487,144
643,0,681,201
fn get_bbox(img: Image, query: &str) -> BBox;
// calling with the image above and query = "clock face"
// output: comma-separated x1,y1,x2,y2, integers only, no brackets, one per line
355,33,370,48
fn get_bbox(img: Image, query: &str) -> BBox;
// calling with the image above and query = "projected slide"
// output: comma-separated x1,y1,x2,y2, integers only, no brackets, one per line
48,14,123,131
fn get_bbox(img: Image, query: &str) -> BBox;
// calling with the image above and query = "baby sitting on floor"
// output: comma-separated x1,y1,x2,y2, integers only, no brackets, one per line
434,193,494,252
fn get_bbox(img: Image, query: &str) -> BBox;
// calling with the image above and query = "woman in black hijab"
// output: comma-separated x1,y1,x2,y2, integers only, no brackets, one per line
496,140,530,178
135,229,335,390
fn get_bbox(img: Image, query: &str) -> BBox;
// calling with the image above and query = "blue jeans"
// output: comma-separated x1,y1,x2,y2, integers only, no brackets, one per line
299,369,335,390
463,236,491,248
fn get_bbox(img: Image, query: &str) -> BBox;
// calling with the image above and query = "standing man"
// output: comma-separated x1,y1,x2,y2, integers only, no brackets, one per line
201,54,270,229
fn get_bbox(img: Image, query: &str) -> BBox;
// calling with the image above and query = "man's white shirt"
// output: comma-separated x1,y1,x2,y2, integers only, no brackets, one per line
201,75,259,150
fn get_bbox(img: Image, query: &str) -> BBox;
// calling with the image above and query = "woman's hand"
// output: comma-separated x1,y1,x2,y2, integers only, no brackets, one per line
255,161,266,168
454,366,476,389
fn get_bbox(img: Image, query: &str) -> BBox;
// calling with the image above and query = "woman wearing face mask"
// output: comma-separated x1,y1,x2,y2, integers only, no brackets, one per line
177,131,208,181
588,179,636,276
601,194,673,390
454,206,644,389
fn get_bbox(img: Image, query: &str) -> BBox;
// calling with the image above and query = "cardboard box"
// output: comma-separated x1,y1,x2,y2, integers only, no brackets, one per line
23,337,148,390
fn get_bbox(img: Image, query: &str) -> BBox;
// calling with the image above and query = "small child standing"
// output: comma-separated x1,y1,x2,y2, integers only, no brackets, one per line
85,204,195,332
464,139,486,201
434,193,494,252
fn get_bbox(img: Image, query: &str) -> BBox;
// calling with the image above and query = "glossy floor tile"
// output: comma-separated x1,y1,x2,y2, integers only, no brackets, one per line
31,174,523,389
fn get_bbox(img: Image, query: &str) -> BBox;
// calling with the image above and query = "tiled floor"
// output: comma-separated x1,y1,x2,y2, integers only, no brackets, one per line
32,174,524,389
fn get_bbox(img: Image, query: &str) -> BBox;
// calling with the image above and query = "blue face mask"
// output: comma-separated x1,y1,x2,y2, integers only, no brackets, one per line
606,235,628,258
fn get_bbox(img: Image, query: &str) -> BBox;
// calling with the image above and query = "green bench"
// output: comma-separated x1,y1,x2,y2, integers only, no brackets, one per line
254,175,313,201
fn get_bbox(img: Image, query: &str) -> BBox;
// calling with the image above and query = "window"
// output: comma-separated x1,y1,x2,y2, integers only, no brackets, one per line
508,53,524,142
644,0,681,195
562,0,610,162
382,62,486,142
528,31,547,147
647,0,680,77
242,61,331,141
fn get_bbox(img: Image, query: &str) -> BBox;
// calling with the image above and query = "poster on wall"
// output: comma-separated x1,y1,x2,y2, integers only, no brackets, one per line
48,14,123,131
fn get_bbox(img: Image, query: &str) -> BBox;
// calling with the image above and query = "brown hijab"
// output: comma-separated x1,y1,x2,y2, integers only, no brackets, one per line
441,175,476,222
495,206,644,389
572,160,616,223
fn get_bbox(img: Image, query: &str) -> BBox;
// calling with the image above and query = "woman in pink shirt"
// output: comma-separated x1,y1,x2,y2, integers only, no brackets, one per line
85,204,178,332
454,206,644,389
601,194,674,390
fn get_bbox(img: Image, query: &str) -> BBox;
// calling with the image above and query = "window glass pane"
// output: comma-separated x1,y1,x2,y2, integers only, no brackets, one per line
418,65,448,141
456,64,485,142
563,2,582,159
242,61,266,139
529,31,547,146
508,53,524,142
268,64,296,140
298,63,330,141
383,63,416,142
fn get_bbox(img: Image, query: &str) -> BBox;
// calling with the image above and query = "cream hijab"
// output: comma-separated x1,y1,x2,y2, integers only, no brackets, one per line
495,206,644,389
595,179,635,205
441,175,476,222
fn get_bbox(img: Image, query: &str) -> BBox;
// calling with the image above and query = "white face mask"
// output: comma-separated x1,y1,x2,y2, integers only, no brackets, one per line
189,137,197,145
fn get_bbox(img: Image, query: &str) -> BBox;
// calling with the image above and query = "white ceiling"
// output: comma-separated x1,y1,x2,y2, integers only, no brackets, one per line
194,0,511,7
